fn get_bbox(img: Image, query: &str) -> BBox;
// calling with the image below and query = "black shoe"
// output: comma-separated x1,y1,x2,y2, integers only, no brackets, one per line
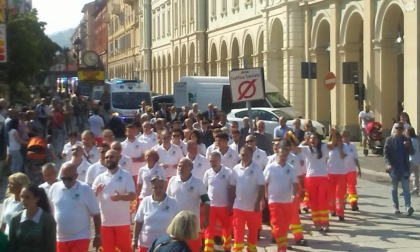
295,238,308,246
271,237,276,243
351,204,359,211
338,216,345,221
331,211,337,217
214,236,223,245
302,207,310,213
322,226,330,232
394,207,401,214
407,207,415,216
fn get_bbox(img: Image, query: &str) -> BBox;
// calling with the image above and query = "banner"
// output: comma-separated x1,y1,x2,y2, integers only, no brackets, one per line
0,24,6,63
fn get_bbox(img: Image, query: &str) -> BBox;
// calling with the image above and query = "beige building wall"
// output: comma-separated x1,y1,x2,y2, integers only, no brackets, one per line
106,0,140,80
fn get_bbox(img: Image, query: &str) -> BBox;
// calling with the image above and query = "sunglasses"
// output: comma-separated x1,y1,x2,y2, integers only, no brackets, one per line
172,135,181,137
60,176,74,182
395,127,403,130
245,140,254,143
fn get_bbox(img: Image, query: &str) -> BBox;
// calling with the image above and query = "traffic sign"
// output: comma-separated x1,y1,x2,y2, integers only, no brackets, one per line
324,72,336,90
229,67,265,103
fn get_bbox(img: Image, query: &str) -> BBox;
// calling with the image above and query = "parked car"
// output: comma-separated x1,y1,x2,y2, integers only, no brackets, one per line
227,107,327,139
151,94,174,112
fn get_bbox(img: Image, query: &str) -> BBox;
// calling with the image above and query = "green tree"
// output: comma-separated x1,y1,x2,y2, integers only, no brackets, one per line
0,9,60,103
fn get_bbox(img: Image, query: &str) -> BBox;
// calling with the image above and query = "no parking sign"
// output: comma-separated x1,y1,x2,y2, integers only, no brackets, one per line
229,67,265,103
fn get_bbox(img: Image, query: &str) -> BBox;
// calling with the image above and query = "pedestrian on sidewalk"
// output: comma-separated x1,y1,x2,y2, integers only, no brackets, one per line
384,122,415,216
406,127,420,196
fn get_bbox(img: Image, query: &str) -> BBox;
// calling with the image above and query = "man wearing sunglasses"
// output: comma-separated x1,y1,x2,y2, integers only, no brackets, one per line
384,122,415,216
48,162,102,252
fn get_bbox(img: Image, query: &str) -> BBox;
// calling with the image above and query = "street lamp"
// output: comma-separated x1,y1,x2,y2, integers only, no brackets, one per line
73,37,82,69
325,43,331,71
395,25,404,55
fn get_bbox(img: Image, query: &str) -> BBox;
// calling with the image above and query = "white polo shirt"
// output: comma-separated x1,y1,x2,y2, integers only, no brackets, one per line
167,175,207,217
92,168,136,226
83,146,100,164
121,138,146,176
119,154,135,175
39,182,57,195
58,160,91,183
188,154,210,180
215,147,240,169
198,143,207,156
288,153,303,177
327,147,346,175
229,142,240,153
230,162,265,211
300,144,329,178
85,161,107,186
138,132,159,151
264,162,297,204
138,164,167,198
134,195,179,248
252,147,268,170
49,180,100,241
88,115,105,138
1,197,23,235
173,141,188,156
155,144,184,177
206,143,217,159
203,166,232,207
343,143,358,173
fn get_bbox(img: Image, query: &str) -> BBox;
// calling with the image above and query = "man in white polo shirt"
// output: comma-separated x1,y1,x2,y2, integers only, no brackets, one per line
155,130,184,179
111,141,134,175
214,132,240,169
92,150,136,252
81,130,100,164
186,140,210,180
49,162,101,252
121,124,146,183
59,145,91,182
137,121,158,150
245,134,268,170
203,151,233,252
264,147,298,252
167,158,210,252
229,146,265,252
85,143,110,186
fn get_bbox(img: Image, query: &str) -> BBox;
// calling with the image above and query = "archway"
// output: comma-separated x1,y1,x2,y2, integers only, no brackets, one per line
314,19,331,127
268,18,284,94
231,38,240,70
180,45,187,77
243,34,253,68
153,57,157,92
188,43,195,75
220,41,228,76
257,32,264,67
378,4,404,127
162,56,167,94
210,43,217,76
157,56,161,94
167,54,172,94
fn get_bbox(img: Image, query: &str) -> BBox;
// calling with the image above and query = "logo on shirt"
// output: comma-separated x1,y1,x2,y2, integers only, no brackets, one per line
154,170,158,174
135,145,139,149
249,170,254,175
221,174,226,179
91,154,95,159
290,160,295,164
122,161,127,166
188,186,194,192
228,154,232,159
172,150,176,156
286,169,290,174
152,138,157,142
198,163,202,167
256,155,260,159
163,205,170,211
117,176,123,182
72,193,80,200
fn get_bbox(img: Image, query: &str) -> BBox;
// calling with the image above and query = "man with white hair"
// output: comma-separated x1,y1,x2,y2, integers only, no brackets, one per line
186,140,210,180
245,134,268,170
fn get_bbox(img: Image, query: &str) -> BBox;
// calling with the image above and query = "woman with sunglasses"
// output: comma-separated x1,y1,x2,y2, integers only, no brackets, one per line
132,176,179,252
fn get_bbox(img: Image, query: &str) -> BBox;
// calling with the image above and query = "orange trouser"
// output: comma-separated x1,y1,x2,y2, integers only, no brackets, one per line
57,239,90,252
301,173,310,209
269,203,293,251
346,171,358,206
187,232,203,252
232,209,260,251
305,176,329,226
204,206,232,251
290,183,304,241
328,174,347,217
138,247,148,252
101,225,131,252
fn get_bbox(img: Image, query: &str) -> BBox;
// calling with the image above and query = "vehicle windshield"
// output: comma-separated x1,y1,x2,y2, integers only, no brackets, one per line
271,110,294,120
92,90,103,101
112,92,150,109
266,92,291,108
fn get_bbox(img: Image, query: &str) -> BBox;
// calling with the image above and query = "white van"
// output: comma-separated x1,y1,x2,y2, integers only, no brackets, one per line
104,79,152,123
173,76,302,117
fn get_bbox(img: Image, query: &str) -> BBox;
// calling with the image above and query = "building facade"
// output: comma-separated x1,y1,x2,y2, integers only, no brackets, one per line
99,0,420,134
93,0,109,75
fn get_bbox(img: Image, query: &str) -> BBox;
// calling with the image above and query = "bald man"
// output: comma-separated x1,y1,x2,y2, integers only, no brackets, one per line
49,162,101,252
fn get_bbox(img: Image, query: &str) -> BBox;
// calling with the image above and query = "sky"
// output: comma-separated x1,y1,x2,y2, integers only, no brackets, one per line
32,0,92,34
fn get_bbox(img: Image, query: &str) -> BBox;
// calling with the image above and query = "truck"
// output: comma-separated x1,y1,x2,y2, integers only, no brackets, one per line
173,76,302,117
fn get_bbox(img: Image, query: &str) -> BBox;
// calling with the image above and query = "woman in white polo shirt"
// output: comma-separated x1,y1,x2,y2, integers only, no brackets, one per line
132,176,179,252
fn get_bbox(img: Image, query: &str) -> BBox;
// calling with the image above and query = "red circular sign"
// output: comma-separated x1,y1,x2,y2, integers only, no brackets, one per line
324,72,336,90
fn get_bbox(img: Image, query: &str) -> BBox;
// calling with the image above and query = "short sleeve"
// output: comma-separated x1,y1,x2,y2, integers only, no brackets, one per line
125,173,136,193
85,164,96,185
84,186,100,215
290,167,298,183
198,180,207,197
256,168,265,185
158,166,167,179
202,171,209,188
134,199,145,223
263,167,270,183
352,144,359,159
300,146,311,158
177,148,184,160
92,175,101,191
229,169,237,186
137,168,144,184
166,177,175,196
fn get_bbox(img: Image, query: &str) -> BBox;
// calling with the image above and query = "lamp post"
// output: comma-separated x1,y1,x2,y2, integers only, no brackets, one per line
73,37,82,69
62,47,70,96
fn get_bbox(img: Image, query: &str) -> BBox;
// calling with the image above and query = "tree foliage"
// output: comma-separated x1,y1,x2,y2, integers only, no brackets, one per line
0,9,60,102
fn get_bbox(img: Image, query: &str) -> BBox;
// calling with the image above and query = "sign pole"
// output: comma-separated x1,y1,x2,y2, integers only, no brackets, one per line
247,101,254,134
